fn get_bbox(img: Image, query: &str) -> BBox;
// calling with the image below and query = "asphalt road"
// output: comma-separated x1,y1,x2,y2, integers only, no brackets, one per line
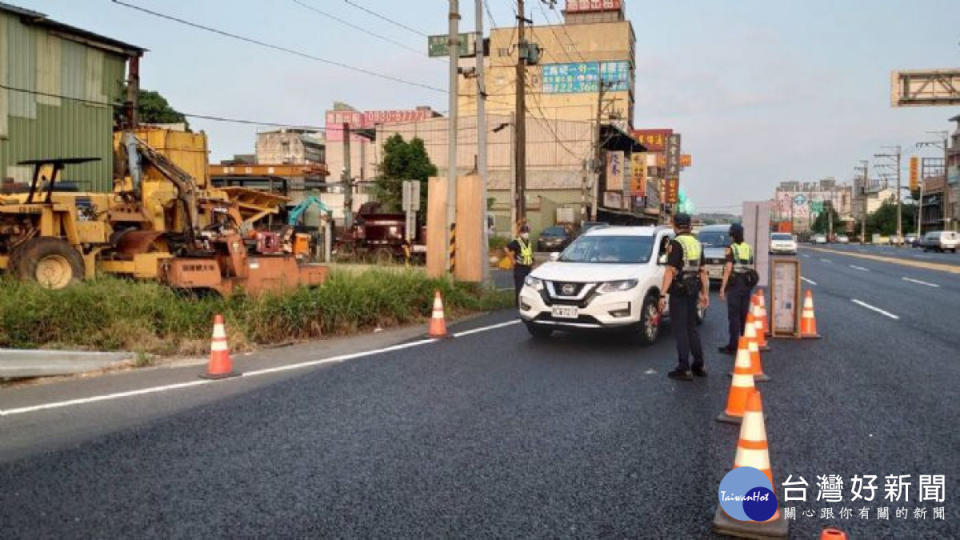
807,242,960,267
1,253,958,538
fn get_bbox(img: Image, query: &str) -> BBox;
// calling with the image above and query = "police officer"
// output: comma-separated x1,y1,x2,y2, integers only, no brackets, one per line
658,213,709,380
718,223,755,355
506,224,534,306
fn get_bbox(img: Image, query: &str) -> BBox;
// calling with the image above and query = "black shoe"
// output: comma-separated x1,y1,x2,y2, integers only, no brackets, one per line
692,367,708,377
717,346,735,355
667,368,693,381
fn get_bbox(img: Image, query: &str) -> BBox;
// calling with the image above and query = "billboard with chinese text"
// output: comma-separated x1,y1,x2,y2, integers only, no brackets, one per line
541,61,631,94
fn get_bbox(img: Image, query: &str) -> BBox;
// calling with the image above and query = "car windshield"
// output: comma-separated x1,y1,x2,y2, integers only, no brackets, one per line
541,227,565,237
771,234,792,241
698,230,729,247
559,235,653,264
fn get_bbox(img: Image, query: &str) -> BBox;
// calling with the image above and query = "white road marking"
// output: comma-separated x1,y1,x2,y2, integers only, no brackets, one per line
902,277,940,288
820,258,832,263
800,276,817,286
0,319,522,417
849,265,869,272
801,254,810,258
851,299,900,320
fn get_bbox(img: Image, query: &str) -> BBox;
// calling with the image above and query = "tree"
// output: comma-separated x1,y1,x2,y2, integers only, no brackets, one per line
114,89,189,130
810,206,840,234
866,200,917,236
372,134,437,212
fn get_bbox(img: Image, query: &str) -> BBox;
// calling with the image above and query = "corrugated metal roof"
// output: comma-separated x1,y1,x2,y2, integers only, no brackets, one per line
0,1,145,56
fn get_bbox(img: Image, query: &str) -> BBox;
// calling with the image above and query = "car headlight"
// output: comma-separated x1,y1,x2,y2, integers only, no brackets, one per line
524,275,544,291
598,279,638,293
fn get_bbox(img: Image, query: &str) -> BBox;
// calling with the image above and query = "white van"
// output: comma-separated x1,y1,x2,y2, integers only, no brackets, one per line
921,231,960,253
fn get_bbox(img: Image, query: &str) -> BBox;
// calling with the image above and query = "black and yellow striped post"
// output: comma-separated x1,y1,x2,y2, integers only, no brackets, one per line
448,223,456,273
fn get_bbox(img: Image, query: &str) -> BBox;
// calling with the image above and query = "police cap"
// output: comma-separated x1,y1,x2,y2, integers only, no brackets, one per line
673,213,692,227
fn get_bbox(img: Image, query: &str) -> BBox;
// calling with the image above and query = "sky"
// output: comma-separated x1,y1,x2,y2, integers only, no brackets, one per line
22,0,960,212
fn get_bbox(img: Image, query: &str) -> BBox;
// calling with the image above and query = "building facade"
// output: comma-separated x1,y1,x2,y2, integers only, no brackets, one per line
0,2,142,191
255,129,325,165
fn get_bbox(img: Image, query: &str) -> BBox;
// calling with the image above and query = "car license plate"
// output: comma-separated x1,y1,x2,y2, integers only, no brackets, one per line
552,306,578,319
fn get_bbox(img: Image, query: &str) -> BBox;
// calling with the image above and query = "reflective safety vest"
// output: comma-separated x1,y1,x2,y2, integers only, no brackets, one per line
674,234,701,274
515,237,533,266
730,242,754,273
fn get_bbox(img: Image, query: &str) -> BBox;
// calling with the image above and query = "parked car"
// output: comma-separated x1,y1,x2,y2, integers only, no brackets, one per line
770,233,798,255
697,224,731,282
812,234,828,244
835,234,850,244
889,234,904,246
518,225,703,343
921,230,960,253
904,234,918,246
536,226,574,252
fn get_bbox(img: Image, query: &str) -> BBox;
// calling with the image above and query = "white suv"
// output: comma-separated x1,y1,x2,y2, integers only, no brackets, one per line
518,225,702,344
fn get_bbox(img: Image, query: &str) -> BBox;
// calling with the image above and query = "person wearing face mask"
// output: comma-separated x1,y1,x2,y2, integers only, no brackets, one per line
505,224,534,306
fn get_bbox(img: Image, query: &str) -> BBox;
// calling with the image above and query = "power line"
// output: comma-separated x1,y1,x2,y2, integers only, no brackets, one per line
483,0,499,29
110,0,445,93
534,0,580,64
537,0,587,63
290,0,431,59
342,0,428,37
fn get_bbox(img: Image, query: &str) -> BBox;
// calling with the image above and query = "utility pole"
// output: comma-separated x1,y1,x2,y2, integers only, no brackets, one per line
514,0,529,227
917,179,925,238
447,0,460,273
342,122,353,229
918,131,950,231
591,80,609,222
475,0,489,283
874,145,902,242
856,160,869,243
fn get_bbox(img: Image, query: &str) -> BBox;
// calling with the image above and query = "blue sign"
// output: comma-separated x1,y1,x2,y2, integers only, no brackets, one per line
541,61,631,94
793,194,807,206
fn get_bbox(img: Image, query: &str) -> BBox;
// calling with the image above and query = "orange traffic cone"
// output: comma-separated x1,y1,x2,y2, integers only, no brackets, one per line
713,389,789,538
820,528,848,540
716,337,755,424
744,313,770,382
428,290,448,338
752,301,771,351
756,289,771,337
800,290,821,339
200,314,239,379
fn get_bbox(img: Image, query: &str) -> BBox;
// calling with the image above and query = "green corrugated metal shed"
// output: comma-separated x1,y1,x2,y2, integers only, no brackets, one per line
0,2,144,192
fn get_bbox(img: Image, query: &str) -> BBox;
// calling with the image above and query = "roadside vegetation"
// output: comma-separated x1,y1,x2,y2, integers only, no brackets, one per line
0,269,512,356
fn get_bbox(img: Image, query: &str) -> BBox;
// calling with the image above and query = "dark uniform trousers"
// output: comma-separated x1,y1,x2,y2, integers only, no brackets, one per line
726,275,753,350
669,277,704,371
513,265,532,306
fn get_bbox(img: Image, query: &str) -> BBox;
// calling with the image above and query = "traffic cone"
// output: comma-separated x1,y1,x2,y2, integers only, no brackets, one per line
744,313,770,382
756,289,771,338
712,389,789,538
820,528,848,540
752,301,771,352
716,337,755,424
800,290,821,339
428,290,448,338
200,314,239,379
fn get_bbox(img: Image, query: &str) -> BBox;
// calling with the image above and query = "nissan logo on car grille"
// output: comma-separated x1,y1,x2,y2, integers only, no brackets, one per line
561,283,576,295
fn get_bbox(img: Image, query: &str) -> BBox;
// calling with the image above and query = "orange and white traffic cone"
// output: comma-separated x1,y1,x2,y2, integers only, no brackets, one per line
200,314,239,379
756,289,771,338
752,300,771,351
800,290,821,339
716,337,755,424
820,528,848,540
428,290,448,338
744,313,770,382
713,389,789,538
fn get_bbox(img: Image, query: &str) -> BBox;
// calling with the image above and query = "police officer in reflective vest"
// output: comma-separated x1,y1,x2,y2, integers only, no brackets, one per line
506,224,534,306
658,213,709,380
718,223,755,355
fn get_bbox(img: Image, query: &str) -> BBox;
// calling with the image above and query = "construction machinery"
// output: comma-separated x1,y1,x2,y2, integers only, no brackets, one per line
0,128,327,294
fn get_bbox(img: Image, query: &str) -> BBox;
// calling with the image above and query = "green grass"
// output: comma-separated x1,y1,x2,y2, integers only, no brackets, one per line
0,270,512,355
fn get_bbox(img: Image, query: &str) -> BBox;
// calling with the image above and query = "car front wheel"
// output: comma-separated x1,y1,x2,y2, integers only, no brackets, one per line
635,294,660,346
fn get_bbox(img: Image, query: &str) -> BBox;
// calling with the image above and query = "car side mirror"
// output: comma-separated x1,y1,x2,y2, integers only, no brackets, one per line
549,252,560,262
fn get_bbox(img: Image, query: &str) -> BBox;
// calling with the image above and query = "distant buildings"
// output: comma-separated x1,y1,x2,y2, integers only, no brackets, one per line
255,129,325,165
773,178,855,233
